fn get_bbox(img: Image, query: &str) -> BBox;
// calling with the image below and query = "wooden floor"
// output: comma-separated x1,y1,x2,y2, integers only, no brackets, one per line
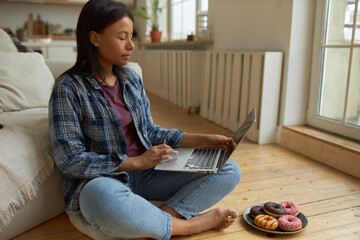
13,93,360,240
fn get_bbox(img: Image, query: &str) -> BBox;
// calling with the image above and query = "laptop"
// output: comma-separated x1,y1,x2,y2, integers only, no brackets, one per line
155,108,256,173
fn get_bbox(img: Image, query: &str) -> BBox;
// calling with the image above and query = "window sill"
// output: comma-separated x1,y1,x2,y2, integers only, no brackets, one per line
283,125,360,154
142,40,213,50
280,125,360,178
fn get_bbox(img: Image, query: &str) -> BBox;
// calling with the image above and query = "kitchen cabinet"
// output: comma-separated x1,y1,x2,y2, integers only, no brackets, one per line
23,40,77,62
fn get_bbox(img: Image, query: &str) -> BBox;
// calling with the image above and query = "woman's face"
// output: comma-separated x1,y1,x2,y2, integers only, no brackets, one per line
92,16,134,68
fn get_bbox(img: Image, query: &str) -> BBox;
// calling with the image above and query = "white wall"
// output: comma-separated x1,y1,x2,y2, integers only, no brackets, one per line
208,0,316,141
282,0,315,126
208,0,292,52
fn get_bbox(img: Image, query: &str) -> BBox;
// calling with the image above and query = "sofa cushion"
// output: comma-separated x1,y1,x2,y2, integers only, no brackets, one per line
126,62,143,80
0,52,54,112
0,28,17,52
45,60,75,80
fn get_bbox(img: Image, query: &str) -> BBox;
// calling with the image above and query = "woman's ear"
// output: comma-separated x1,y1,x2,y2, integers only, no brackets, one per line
89,31,100,47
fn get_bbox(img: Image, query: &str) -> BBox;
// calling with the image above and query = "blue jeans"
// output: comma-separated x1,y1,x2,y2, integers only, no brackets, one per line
79,159,241,240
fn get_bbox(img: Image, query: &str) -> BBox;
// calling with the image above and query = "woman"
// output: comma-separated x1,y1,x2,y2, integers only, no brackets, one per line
49,0,241,239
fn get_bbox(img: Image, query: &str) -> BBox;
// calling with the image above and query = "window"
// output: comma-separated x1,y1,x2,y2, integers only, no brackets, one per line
308,0,360,140
149,0,209,41
171,0,196,39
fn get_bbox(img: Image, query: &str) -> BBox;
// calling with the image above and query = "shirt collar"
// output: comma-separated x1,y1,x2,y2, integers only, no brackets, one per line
84,69,129,90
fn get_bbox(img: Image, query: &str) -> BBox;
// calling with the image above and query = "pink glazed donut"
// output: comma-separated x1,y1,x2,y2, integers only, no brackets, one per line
278,215,302,231
280,201,300,216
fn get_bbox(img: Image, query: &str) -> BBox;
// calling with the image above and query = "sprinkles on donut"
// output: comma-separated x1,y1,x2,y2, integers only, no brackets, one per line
278,215,302,231
280,201,300,216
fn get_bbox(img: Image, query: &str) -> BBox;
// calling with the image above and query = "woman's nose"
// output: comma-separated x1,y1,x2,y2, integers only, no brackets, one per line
127,39,135,50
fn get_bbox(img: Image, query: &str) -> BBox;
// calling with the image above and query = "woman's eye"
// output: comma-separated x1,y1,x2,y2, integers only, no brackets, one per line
118,34,126,40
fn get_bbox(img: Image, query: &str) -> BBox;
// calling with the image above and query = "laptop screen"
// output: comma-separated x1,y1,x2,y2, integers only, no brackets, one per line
232,108,256,145
216,108,256,172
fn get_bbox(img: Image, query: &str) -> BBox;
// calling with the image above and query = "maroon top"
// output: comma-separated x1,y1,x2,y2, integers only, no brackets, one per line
99,80,146,157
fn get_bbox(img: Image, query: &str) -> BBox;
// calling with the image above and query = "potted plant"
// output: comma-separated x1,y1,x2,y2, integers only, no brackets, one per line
64,28,74,36
133,0,162,42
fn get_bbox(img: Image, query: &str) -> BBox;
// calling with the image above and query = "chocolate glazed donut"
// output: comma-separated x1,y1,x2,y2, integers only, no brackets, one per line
264,202,286,217
250,205,265,218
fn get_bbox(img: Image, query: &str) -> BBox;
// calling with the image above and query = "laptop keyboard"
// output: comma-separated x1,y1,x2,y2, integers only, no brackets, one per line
183,148,219,170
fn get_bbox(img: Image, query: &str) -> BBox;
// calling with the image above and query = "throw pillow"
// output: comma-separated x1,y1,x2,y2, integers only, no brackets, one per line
0,52,54,112
0,28,18,52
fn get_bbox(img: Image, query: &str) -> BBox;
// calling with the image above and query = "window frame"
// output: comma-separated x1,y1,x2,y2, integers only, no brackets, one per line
307,0,360,141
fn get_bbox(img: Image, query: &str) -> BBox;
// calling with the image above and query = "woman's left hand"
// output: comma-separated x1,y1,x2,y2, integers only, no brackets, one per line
180,133,237,154
202,134,237,155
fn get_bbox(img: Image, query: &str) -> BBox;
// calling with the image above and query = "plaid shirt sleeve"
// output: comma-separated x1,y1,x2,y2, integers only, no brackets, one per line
49,77,125,180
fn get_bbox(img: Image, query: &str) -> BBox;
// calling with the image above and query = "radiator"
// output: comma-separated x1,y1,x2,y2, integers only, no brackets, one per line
138,50,202,111
138,50,283,144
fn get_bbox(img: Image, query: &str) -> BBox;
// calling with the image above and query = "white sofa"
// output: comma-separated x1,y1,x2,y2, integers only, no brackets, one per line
0,28,142,240
0,28,73,240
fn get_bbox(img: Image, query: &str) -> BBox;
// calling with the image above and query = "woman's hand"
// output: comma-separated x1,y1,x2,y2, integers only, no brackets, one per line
117,144,178,172
201,134,235,149
180,133,237,155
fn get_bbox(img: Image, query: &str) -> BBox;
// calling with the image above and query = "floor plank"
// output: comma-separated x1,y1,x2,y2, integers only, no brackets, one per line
13,214,90,240
11,93,360,239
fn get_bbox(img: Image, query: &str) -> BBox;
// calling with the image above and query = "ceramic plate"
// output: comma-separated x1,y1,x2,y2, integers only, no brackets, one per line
243,203,308,235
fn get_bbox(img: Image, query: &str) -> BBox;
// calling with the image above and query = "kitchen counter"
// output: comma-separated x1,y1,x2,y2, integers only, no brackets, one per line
23,39,76,47
23,39,76,61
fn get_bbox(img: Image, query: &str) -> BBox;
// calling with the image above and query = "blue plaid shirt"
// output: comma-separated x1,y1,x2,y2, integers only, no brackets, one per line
49,67,184,211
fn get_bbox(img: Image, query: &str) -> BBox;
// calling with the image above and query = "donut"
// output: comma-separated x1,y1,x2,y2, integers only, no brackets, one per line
250,205,265,218
280,201,300,216
278,215,302,231
264,202,286,217
254,214,278,231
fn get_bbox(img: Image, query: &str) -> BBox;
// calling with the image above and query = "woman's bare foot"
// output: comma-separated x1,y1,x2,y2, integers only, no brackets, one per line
172,208,239,236
117,208,238,239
